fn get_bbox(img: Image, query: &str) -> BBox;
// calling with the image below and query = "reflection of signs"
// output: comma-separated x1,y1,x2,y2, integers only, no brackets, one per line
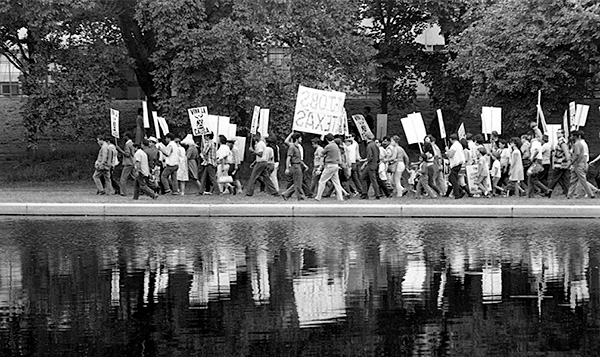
110,108,119,139
293,85,346,135
351,114,373,141
188,107,208,136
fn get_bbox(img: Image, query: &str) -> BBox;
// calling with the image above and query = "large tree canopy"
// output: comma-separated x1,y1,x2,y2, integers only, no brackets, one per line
448,0,600,133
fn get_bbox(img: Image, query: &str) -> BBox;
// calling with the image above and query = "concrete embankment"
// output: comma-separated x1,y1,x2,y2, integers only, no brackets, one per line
0,203,599,218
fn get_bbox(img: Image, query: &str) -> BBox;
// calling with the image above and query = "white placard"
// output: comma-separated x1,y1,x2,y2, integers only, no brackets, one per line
228,124,237,140
563,110,569,137
481,107,493,134
188,107,208,136
157,116,169,135
110,108,120,139
458,123,466,139
377,114,388,138
436,109,446,139
259,109,269,138
142,100,150,128
351,114,374,141
234,136,246,161
466,164,491,195
152,111,161,139
401,113,427,145
217,116,230,138
575,104,590,128
569,102,576,129
293,85,346,135
251,106,260,135
546,124,561,149
205,115,219,136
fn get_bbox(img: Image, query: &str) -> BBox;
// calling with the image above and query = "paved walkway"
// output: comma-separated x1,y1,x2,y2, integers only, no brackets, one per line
0,203,599,218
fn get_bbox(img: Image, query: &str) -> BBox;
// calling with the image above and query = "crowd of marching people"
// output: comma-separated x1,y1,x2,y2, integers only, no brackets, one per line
92,120,600,201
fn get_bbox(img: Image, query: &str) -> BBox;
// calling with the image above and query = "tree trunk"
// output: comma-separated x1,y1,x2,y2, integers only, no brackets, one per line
380,80,388,114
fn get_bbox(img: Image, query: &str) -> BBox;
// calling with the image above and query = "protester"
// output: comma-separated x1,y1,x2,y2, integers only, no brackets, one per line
92,136,114,195
315,133,346,201
530,121,543,140
540,134,552,185
526,136,550,198
360,133,382,200
132,141,158,200
391,135,409,197
115,132,136,197
226,139,243,195
181,134,202,194
310,137,324,196
490,150,505,196
216,135,233,194
506,137,524,197
281,132,306,201
345,133,363,196
475,147,491,197
199,131,220,196
107,139,120,194
414,153,438,199
246,133,279,197
567,130,595,199
547,129,571,197
144,137,160,193
175,138,188,195
445,134,466,199
157,133,179,195
266,136,280,193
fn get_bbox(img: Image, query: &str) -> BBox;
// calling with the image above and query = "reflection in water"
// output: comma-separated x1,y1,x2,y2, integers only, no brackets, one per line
0,218,598,356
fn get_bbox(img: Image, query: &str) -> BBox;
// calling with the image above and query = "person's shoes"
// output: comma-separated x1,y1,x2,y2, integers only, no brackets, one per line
282,195,288,201
272,193,280,197
545,190,553,198
298,197,305,201
120,193,127,197
313,198,321,202
353,192,360,197
455,192,465,199
99,191,106,195
163,190,172,195
344,193,351,200
152,193,158,200
375,196,380,200
202,191,212,195
172,191,180,195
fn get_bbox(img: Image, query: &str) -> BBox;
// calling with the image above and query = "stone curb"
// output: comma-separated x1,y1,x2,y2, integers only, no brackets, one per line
0,203,598,218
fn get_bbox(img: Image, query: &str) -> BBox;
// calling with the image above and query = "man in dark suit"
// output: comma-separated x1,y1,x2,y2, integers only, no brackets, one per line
360,133,382,199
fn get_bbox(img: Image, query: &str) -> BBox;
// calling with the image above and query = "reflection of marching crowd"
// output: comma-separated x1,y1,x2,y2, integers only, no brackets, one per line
92,120,599,201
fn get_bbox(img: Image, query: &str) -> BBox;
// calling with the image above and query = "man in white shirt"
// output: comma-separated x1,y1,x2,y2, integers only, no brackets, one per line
246,133,279,196
158,133,179,194
345,133,363,195
526,137,550,198
133,141,158,200
226,139,243,194
445,133,466,199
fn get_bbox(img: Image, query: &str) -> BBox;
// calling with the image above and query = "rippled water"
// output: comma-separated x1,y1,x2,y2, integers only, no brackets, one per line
0,217,598,356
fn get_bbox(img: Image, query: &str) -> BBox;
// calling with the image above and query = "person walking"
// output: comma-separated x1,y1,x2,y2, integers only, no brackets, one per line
246,133,279,197
445,134,466,199
547,129,571,197
567,130,595,199
199,132,220,195
360,133,382,200
158,133,179,195
315,133,346,201
281,132,307,200
132,141,158,200
115,132,136,197
92,136,114,195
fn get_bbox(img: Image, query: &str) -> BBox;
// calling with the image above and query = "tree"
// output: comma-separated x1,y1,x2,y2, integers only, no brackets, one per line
448,0,600,134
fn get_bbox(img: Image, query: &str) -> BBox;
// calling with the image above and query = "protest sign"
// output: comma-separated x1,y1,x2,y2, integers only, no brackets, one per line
188,107,208,136
536,105,548,133
482,107,502,134
563,110,569,137
157,116,169,135
569,102,576,129
341,109,349,136
251,106,260,135
110,109,119,139
575,104,590,128
152,111,161,139
458,123,466,139
436,109,446,139
293,85,346,135
377,114,388,138
352,114,374,141
205,115,219,136
228,124,237,141
546,124,561,149
409,113,427,143
466,164,491,196
234,136,246,161
259,109,269,137
217,116,230,138
142,100,150,128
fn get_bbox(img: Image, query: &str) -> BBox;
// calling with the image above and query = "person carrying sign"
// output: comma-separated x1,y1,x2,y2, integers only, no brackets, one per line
567,130,596,199
445,134,466,199
246,133,280,197
314,133,346,201
115,132,136,197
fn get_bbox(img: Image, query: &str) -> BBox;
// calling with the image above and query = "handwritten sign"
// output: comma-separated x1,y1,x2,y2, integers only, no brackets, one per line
351,114,374,141
251,106,260,135
188,107,208,136
110,109,119,139
217,116,230,138
569,102,576,130
293,85,346,135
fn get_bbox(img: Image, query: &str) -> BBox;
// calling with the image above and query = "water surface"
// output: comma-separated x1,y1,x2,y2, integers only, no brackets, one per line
0,217,598,356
